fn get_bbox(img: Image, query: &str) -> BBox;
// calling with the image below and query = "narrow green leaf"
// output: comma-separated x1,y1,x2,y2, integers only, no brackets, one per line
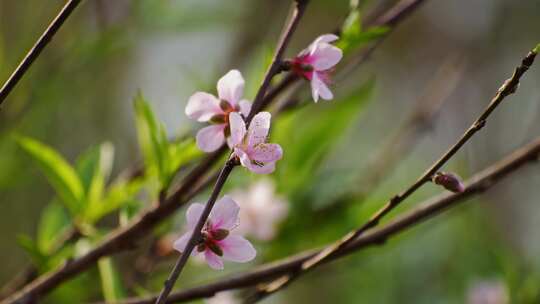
15,136,84,213
17,235,47,269
133,93,169,189
86,178,144,223
166,137,202,185
274,80,375,193
37,200,70,253
338,9,389,53
98,257,126,302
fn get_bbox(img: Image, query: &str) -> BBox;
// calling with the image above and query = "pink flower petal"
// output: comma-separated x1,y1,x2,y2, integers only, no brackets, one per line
185,92,223,122
312,34,339,48
186,203,205,229
172,231,192,253
196,124,226,152
247,112,271,147
217,70,245,106
204,250,224,270
250,143,283,163
210,196,240,230
229,112,246,147
239,99,252,117
220,235,256,263
311,73,333,102
234,147,252,168
246,161,276,174
311,43,343,71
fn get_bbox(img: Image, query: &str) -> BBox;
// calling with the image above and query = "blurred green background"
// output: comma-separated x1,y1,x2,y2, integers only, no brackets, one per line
1,0,540,303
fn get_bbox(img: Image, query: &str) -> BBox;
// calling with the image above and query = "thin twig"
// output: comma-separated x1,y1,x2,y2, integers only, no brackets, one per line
246,47,538,303
246,0,309,122
99,136,540,304
154,159,237,304
0,0,82,108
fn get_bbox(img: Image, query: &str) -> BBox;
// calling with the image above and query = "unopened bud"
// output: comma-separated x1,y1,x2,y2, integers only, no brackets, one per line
432,172,465,193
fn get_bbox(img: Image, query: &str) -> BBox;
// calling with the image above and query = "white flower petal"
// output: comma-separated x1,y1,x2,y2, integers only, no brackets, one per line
247,112,271,147
311,73,333,102
311,44,343,71
220,235,256,263
185,92,222,122
196,124,226,152
217,70,245,106
228,112,246,147
210,196,240,230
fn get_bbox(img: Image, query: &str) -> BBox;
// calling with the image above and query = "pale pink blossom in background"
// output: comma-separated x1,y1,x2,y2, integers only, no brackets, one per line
467,280,509,304
173,196,256,270
185,70,252,152
231,178,288,241
206,292,237,304
229,111,283,174
291,34,343,102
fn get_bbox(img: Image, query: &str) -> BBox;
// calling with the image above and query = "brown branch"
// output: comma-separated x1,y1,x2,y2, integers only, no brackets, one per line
246,47,539,303
346,54,466,200
0,0,82,108
1,0,428,302
246,0,308,122
154,159,237,304
101,136,540,304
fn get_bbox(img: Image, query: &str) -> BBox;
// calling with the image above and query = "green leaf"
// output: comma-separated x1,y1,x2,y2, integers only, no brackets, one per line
17,235,47,269
338,10,389,53
37,200,71,253
15,136,84,214
165,137,202,185
133,93,169,189
85,178,144,223
98,257,126,302
76,143,114,203
274,80,374,194
76,143,117,222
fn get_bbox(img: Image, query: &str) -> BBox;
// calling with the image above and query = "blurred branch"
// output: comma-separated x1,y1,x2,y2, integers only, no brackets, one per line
0,226,80,300
345,54,466,201
0,0,82,109
246,47,539,303
1,0,430,302
98,136,540,304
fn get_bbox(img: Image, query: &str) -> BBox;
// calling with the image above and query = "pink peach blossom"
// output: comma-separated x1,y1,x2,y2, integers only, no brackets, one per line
185,70,252,152
291,34,343,102
231,179,288,241
173,196,256,270
467,280,509,304
229,112,283,174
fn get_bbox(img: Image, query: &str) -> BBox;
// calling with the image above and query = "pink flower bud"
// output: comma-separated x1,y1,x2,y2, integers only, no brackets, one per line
432,172,465,193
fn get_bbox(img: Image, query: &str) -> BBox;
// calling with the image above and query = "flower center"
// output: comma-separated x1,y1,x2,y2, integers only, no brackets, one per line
196,222,230,256
291,55,315,80
209,99,239,132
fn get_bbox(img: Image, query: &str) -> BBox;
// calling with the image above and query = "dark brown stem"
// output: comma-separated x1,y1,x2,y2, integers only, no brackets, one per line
95,136,540,304
154,159,237,304
246,0,309,123
246,47,538,303
0,0,82,108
